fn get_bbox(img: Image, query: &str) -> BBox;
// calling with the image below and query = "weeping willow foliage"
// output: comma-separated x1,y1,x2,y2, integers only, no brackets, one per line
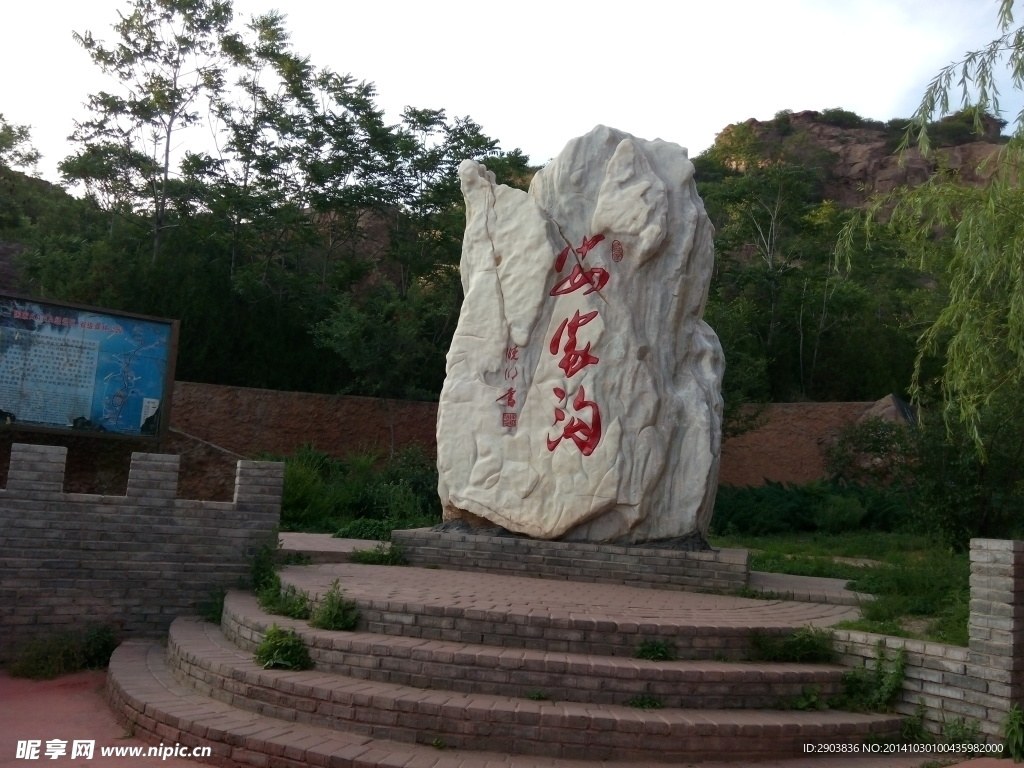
839,143,1024,449
839,0,1024,450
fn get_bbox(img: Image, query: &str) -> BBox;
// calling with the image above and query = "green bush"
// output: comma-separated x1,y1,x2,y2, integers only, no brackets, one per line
254,625,313,670
625,695,663,709
257,574,312,620
309,580,360,631
818,107,866,129
711,481,906,536
634,640,677,661
349,542,407,566
833,643,905,712
811,495,866,534
749,626,835,663
197,587,226,624
335,514,439,541
10,625,119,679
272,445,442,533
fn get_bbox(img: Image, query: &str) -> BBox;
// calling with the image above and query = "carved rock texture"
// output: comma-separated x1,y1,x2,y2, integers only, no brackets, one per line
437,126,723,543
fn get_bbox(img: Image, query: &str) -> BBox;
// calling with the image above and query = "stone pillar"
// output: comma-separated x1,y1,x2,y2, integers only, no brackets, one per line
126,452,181,502
7,443,67,497
233,460,285,515
967,538,1024,737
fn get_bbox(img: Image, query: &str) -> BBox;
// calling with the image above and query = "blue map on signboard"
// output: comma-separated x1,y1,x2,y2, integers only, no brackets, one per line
0,297,175,437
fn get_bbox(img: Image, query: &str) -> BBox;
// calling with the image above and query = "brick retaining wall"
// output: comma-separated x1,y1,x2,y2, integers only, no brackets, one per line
390,528,750,592
0,443,282,661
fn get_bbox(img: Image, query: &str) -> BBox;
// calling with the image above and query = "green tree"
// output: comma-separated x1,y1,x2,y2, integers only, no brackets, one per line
61,0,232,262
0,115,41,172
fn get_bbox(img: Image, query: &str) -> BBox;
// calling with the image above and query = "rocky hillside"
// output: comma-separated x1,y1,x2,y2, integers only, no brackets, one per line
709,109,1006,207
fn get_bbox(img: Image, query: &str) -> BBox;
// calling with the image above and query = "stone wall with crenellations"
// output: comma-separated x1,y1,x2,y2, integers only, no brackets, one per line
0,443,282,661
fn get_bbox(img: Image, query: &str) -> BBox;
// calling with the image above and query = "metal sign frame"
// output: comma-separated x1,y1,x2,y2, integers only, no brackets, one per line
0,291,179,444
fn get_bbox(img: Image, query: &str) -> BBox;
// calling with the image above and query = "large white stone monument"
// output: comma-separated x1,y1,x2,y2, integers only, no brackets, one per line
436,126,723,544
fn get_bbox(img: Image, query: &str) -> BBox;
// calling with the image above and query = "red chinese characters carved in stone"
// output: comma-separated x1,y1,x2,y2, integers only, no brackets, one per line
502,412,518,428
495,387,516,408
551,235,609,296
550,310,599,378
546,386,602,456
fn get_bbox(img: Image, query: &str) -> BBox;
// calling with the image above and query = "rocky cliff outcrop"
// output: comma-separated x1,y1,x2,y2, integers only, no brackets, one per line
715,110,1005,207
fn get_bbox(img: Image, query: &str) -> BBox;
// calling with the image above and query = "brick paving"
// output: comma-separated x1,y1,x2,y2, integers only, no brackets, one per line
279,563,861,628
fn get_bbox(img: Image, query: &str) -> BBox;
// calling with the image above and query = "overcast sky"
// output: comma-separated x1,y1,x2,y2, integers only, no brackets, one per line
0,0,1013,184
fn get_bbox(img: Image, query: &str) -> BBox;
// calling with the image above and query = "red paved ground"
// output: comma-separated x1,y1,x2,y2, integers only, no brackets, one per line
0,671,198,768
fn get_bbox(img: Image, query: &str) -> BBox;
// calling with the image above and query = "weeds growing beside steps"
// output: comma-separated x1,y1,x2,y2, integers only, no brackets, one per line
309,580,360,631
9,625,119,679
254,625,313,670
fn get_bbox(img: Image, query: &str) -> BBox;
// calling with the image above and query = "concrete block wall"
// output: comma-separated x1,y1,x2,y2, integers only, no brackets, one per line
0,443,283,661
833,538,1024,739
391,528,750,592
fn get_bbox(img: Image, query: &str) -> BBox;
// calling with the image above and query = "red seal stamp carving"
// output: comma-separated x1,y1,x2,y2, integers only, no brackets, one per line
611,240,623,262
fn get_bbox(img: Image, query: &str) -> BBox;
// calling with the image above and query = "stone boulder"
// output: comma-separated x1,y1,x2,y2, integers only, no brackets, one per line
436,126,723,543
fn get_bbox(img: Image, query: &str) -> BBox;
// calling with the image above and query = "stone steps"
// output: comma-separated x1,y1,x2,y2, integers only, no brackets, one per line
104,556,910,765
108,641,657,767
276,563,859,661
218,592,846,707
119,626,902,764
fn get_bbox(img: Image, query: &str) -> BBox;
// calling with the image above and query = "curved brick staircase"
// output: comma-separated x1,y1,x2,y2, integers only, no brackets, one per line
105,557,912,766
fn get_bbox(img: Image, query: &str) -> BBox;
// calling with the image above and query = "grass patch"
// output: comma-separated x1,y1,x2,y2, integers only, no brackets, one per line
625,695,663,709
254,625,313,670
309,580,360,631
264,445,442,534
711,531,970,645
197,587,226,624
832,643,906,712
10,625,119,679
349,542,407,566
634,640,677,661
257,574,312,620
335,516,436,541
749,626,835,663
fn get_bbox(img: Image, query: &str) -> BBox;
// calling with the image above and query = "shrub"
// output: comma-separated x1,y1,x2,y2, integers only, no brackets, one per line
10,625,119,679
818,107,866,129
273,444,442,533
634,640,677,661
254,625,313,670
349,542,407,566
197,587,226,624
749,626,835,663
309,580,360,631
625,695,663,709
250,536,280,592
710,480,906,536
257,574,311,620
833,643,905,711
335,515,439,541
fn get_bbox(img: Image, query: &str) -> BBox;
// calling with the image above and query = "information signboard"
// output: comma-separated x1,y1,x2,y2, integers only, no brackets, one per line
0,293,178,441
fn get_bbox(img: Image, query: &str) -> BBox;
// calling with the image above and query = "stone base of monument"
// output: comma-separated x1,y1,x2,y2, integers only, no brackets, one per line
391,527,749,593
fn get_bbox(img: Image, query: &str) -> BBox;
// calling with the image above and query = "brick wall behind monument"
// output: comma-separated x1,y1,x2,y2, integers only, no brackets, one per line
718,402,872,487
171,384,872,488
170,381,438,461
0,384,874,494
